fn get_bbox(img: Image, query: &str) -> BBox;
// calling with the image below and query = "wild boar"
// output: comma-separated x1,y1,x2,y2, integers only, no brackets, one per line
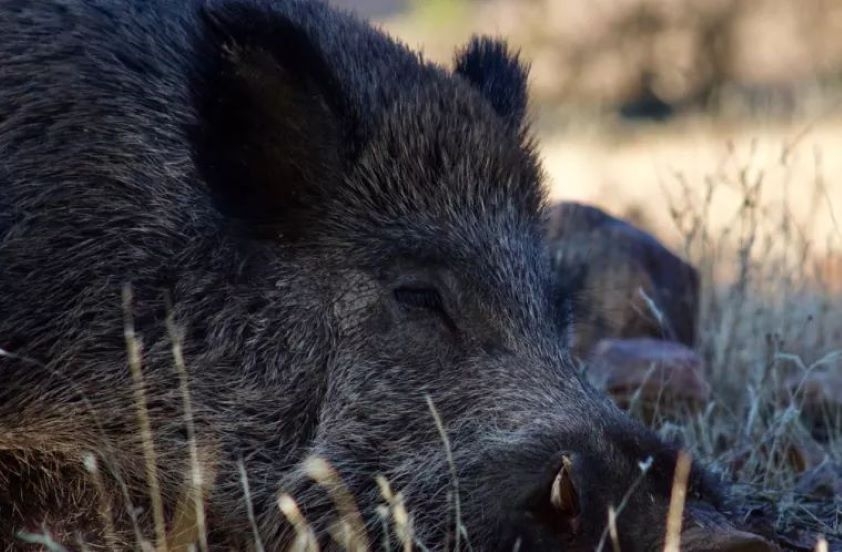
0,1,772,550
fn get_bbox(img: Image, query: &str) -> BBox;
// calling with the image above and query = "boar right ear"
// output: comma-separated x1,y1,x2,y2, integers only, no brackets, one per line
195,3,352,236
454,37,529,131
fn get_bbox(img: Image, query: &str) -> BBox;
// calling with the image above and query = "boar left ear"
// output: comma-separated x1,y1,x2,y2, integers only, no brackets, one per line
454,36,529,131
194,3,353,236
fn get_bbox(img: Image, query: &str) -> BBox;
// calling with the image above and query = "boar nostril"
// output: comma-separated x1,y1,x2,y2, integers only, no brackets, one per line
549,455,581,533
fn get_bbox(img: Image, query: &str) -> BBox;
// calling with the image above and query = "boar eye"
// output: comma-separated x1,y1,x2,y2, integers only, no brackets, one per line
393,285,458,333
394,286,445,312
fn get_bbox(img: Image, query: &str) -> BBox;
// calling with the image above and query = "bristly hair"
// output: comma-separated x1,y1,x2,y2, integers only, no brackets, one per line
192,1,546,245
329,79,547,237
454,36,530,133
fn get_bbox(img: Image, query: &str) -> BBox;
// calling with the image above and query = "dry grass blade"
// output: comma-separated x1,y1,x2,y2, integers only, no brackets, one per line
123,283,169,552
425,395,469,551
237,458,266,552
638,287,670,339
165,312,210,552
815,536,829,552
278,493,320,552
168,446,217,552
15,528,70,552
82,453,119,550
377,475,413,552
596,456,653,552
663,450,692,552
607,506,620,552
303,456,370,552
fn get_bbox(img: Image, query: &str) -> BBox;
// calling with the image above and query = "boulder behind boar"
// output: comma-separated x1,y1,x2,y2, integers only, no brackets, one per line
546,202,701,358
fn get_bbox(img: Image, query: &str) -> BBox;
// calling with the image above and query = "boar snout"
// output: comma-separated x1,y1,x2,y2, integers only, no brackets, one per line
680,502,779,552
681,526,778,552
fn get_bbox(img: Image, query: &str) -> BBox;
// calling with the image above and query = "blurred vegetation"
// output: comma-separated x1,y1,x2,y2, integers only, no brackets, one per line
357,0,842,122
406,0,468,28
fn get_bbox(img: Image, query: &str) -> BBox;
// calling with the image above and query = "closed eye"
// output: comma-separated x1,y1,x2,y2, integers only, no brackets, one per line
394,286,445,311
393,285,459,334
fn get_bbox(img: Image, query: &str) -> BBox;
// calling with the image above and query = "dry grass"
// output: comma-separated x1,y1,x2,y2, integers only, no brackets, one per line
620,125,841,545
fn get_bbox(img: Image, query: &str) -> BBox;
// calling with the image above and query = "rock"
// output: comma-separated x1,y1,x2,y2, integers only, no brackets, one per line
546,202,700,359
794,460,842,500
587,338,711,416
730,488,841,552
618,72,677,122
775,531,838,552
783,368,842,442
722,427,828,475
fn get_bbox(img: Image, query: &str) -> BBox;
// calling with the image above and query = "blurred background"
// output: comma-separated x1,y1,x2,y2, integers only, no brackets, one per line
332,0,842,284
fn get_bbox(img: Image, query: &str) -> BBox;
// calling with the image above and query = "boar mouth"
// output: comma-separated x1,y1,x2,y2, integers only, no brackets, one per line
678,503,779,552
681,525,778,552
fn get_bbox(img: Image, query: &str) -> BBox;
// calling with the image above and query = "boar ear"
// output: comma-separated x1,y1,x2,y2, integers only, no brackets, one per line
195,4,351,235
454,36,529,131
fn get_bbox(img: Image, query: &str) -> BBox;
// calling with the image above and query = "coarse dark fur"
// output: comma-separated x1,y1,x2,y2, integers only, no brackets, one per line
0,1,749,550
